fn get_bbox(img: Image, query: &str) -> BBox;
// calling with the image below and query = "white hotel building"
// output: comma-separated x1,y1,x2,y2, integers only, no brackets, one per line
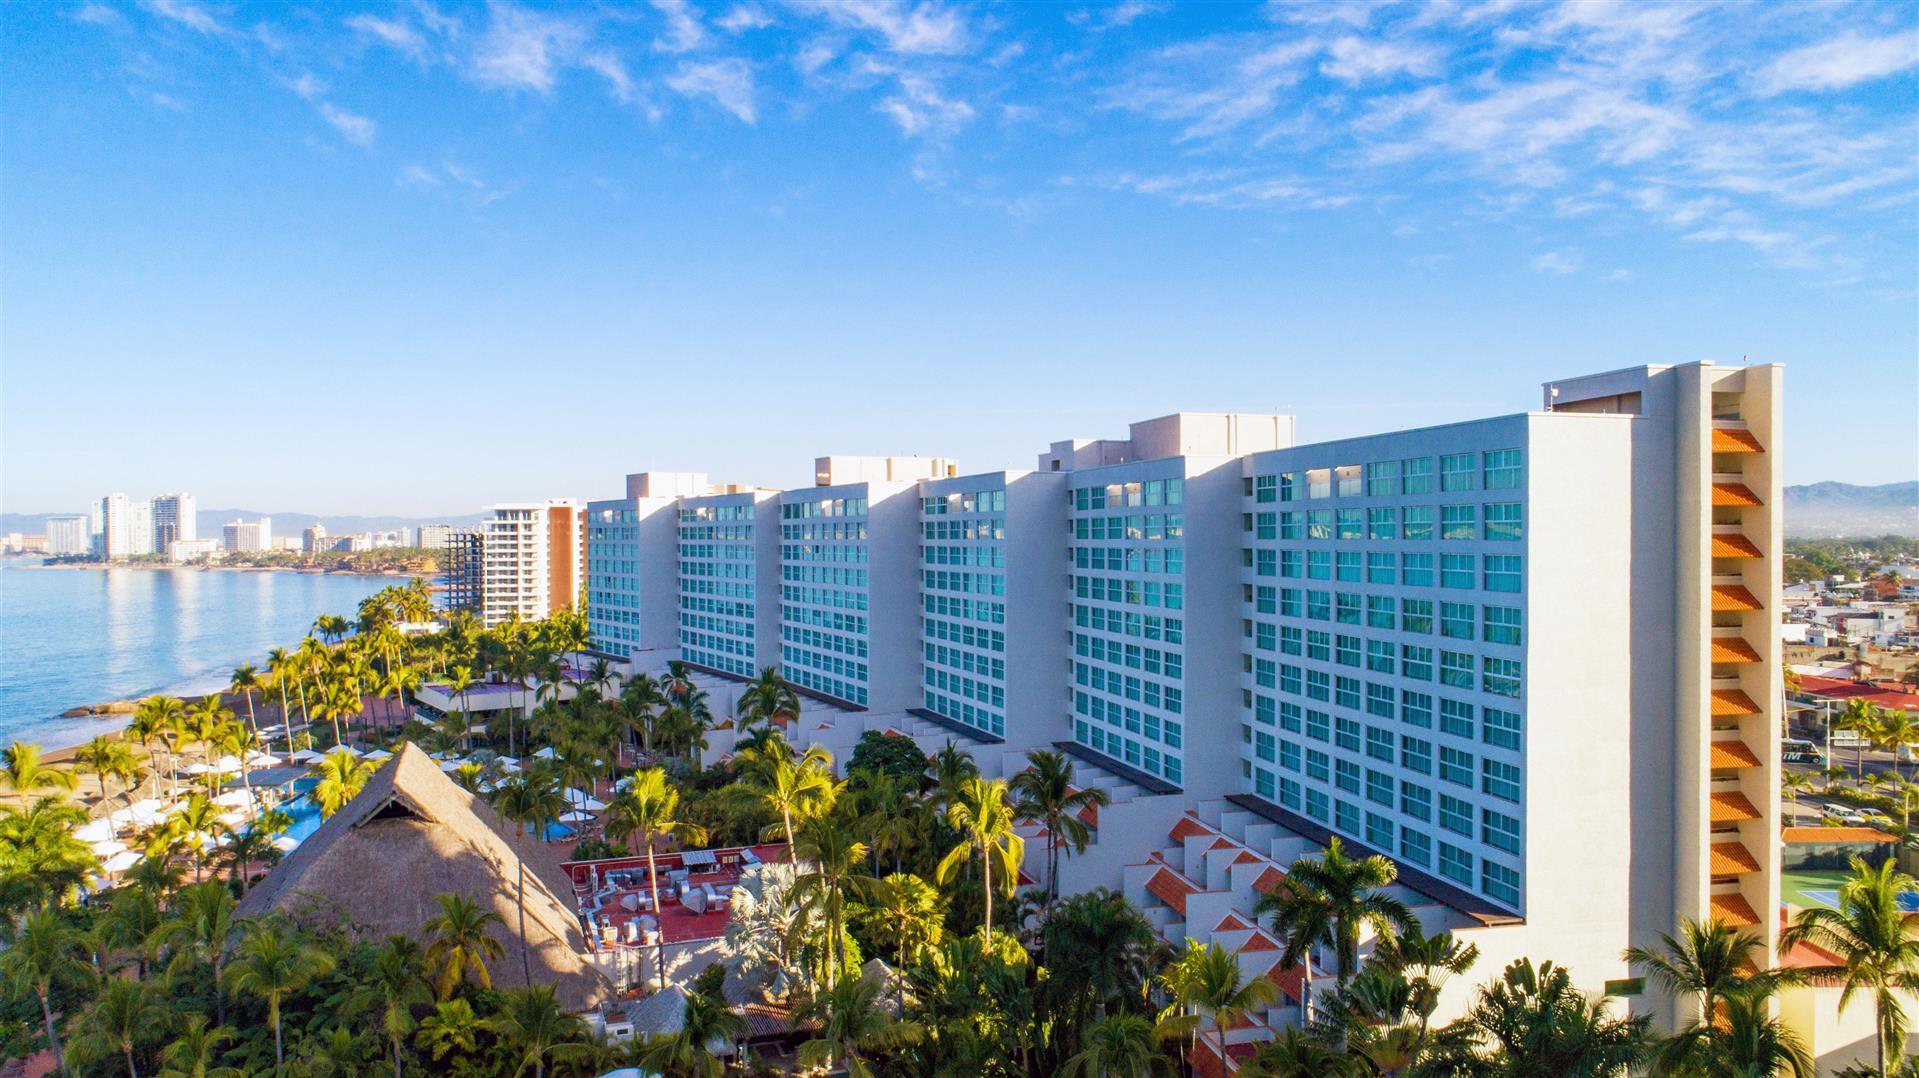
585,362,1819,1062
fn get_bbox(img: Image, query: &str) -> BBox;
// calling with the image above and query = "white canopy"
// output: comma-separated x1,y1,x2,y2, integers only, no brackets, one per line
289,749,324,763
212,754,245,773
111,800,167,828
565,789,605,811
181,762,213,775
102,851,142,874
211,790,255,808
532,746,559,759
74,818,117,843
560,811,594,823
271,835,300,852
364,749,393,761
244,751,281,766
90,839,129,858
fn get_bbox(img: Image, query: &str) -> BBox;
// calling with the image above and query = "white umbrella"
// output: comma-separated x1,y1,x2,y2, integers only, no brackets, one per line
271,835,300,852
533,746,558,760
113,800,166,828
212,754,245,773
102,851,142,874
181,762,213,776
440,759,468,772
211,790,254,808
90,839,129,858
216,811,248,828
496,755,519,767
289,749,324,763
365,749,393,761
564,789,605,810
74,818,117,843
334,745,363,757
560,811,593,823
245,751,282,767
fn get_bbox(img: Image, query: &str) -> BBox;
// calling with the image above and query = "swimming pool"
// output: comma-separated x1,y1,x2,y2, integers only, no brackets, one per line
255,777,570,847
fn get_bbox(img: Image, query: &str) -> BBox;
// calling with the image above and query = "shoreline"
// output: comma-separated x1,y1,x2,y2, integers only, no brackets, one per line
8,561,423,579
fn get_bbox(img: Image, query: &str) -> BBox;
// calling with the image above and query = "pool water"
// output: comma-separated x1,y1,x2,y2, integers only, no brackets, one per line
253,776,570,847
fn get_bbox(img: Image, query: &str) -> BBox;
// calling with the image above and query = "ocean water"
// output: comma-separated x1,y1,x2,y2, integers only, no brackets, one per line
0,563,398,750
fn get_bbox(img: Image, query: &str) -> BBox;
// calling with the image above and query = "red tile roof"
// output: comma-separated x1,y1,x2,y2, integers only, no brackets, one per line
1239,930,1280,953
1710,892,1760,927
1146,867,1198,915
1710,689,1761,717
1709,841,1762,875
1231,851,1266,866
1712,427,1764,453
1171,815,1216,841
1251,866,1287,895
1783,826,1897,843
1710,740,1762,769
1710,791,1761,822
1213,911,1254,932
1798,677,1919,712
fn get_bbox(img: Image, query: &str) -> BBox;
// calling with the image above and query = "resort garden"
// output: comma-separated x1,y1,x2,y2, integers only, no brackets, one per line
4,591,1919,1075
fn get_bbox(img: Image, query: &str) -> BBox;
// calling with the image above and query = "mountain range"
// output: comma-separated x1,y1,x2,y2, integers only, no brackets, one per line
5,482,1914,539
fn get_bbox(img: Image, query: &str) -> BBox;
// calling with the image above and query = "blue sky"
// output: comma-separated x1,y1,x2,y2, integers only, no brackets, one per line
4,0,1915,515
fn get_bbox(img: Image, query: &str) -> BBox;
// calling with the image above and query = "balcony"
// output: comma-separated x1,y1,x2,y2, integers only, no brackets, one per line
1709,891,1760,928
1712,481,1762,507
1711,583,1763,612
1709,740,1762,769
1710,532,1764,558
1710,688,1762,717
1709,840,1763,876
1709,636,1762,664
1709,790,1760,823
1711,427,1764,453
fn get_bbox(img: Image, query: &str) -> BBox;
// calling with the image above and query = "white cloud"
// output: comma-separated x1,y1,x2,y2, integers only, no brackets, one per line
1529,249,1581,274
718,5,773,33
1604,268,1634,282
138,0,226,35
73,3,127,28
650,0,710,53
582,50,640,104
666,58,757,122
877,74,974,137
795,0,971,55
1321,35,1438,81
397,163,442,187
469,4,590,92
1068,1,1167,33
317,102,377,146
347,13,429,60
284,72,327,102
1758,31,1919,95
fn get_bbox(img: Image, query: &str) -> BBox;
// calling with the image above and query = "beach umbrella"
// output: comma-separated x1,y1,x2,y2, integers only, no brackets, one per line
216,811,247,828
74,818,117,843
102,851,142,874
181,762,213,776
244,751,281,766
90,839,129,858
564,789,605,810
289,749,323,763
560,811,593,823
211,790,254,808
533,746,558,760
364,749,393,761
271,835,299,852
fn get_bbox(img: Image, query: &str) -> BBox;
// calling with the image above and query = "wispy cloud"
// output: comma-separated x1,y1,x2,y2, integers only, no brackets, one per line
650,0,710,53
138,0,226,36
1068,1,1167,33
1529,249,1581,275
876,72,973,136
347,13,430,61
469,4,590,92
317,102,376,145
73,3,127,29
717,5,773,33
666,58,756,122
1758,30,1919,95
794,0,972,55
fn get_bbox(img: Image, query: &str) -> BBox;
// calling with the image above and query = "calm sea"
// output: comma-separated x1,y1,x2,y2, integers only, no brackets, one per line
0,562,400,750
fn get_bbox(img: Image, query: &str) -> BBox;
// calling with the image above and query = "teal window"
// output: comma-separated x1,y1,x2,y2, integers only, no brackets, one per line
1440,698,1474,738
1401,736,1432,775
1440,453,1475,492
1440,601,1475,639
1402,553,1434,586
1402,457,1434,495
1482,860,1520,905
1367,507,1397,540
1484,502,1522,541
1366,812,1394,848
1441,505,1476,540
1400,828,1431,867
1439,795,1472,836
1440,650,1474,689
1483,707,1522,750
1439,842,1473,884
1482,809,1521,854
1439,746,1474,787
1441,554,1475,589
1482,759,1521,802
1483,605,1522,646
1484,449,1523,491
1484,556,1522,593
1403,506,1435,541
1366,460,1400,497
1483,657,1522,698
1401,599,1433,634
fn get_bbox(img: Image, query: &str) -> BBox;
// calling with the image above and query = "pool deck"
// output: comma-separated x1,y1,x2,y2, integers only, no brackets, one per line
564,844,789,948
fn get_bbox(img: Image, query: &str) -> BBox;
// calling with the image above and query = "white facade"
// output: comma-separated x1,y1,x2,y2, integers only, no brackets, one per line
46,515,90,556
128,501,154,556
168,537,222,562
95,493,131,560
222,517,273,553
476,500,583,627
418,524,453,550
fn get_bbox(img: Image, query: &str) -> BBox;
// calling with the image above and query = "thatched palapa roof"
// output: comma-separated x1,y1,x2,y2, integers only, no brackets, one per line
234,742,608,1009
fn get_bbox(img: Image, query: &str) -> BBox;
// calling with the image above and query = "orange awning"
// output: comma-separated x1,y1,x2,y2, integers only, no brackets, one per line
1713,482,1763,507
1710,790,1761,822
1251,866,1287,895
1712,689,1762,717
1710,841,1762,875
1712,428,1764,453
1170,815,1213,841
1711,892,1760,927
1711,637,1762,664
1710,740,1762,769
1146,867,1197,915
1712,584,1763,611
1711,534,1764,558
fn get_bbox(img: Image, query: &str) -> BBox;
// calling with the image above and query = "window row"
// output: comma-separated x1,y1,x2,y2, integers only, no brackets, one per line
1072,478,1186,511
1249,450,1523,502
1252,503,1523,543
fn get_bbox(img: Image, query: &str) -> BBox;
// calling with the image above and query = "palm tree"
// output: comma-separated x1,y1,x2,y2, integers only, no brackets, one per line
97,886,165,979
791,815,877,983
494,769,571,983
70,974,167,1077
936,775,1024,939
602,767,707,988
423,892,507,999
153,880,237,1023
632,989,746,1078
0,796,98,908
1257,836,1419,1018
1156,938,1280,1076
1,907,90,1074
927,739,980,807
1061,1013,1172,1078
221,918,336,1067
1622,916,1779,1029
75,735,142,801
1653,987,1814,1078
129,695,185,796
736,665,800,739
485,984,588,1078
795,974,926,1078
1010,748,1110,908
165,794,230,882
158,1014,240,1078
1838,699,1883,778
753,745,839,848
230,663,264,743
307,748,375,818
447,665,476,749
1,741,75,807
265,648,299,748
1239,1027,1367,1077
344,935,434,1077
1782,855,1919,1077
1876,708,1919,780
415,998,481,1066
1428,957,1649,1077
1040,887,1160,1024
1782,769,1819,815
864,873,945,1012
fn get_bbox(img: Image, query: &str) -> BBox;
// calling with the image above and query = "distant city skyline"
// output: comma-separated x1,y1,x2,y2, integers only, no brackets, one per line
4,2,1915,514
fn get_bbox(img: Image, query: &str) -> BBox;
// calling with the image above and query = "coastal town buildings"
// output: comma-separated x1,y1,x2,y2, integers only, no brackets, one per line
417,523,453,550
150,492,196,551
93,493,131,560
167,537,221,562
302,523,328,553
45,515,89,556
127,500,155,556
221,516,273,552
580,360,1792,1055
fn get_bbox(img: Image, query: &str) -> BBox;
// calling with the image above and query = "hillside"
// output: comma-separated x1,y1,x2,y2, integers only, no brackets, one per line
1783,481,1919,538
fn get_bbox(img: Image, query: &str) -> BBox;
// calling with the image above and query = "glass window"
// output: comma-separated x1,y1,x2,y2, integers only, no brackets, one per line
1254,475,1277,503
1440,698,1474,738
1401,781,1432,820
1440,601,1475,639
1366,811,1394,848
1336,466,1363,498
1484,449,1523,491
1367,552,1396,585
1367,507,1397,540
1441,554,1475,589
1440,651,1474,689
1306,748,1330,781
1441,505,1476,540
1336,552,1362,583
1440,453,1475,492
1482,759,1522,802
1366,460,1400,497
1439,842,1473,884
1402,457,1434,495
1483,503,1522,542
1367,595,1396,629
1402,553,1434,587
1483,657,1523,698
1335,716,1362,752
1402,647,1434,682
1335,759,1361,794
1366,726,1394,762
1308,551,1332,580
1280,512,1303,540
1482,809,1521,854
1484,556,1522,593
1400,828,1431,867
1483,606,1522,646
1439,746,1474,787
1401,599,1433,634
1439,795,1473,836
1483,707,1522,750
1401,736,1432,774
1335,799,1360,834
1402,506,1435,542
1366,766,1394,805
1366,641,1396,675
1482,860,1520,905
1305,787,1329,822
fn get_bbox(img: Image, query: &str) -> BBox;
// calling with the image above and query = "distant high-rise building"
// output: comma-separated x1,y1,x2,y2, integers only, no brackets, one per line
449,501,585,627
417,524,453,550
222,517,273,553
128,501,154,556
46,516,90,556
95,494,131,560
151,493,197,551
442,527,485,615
302,524,328,554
